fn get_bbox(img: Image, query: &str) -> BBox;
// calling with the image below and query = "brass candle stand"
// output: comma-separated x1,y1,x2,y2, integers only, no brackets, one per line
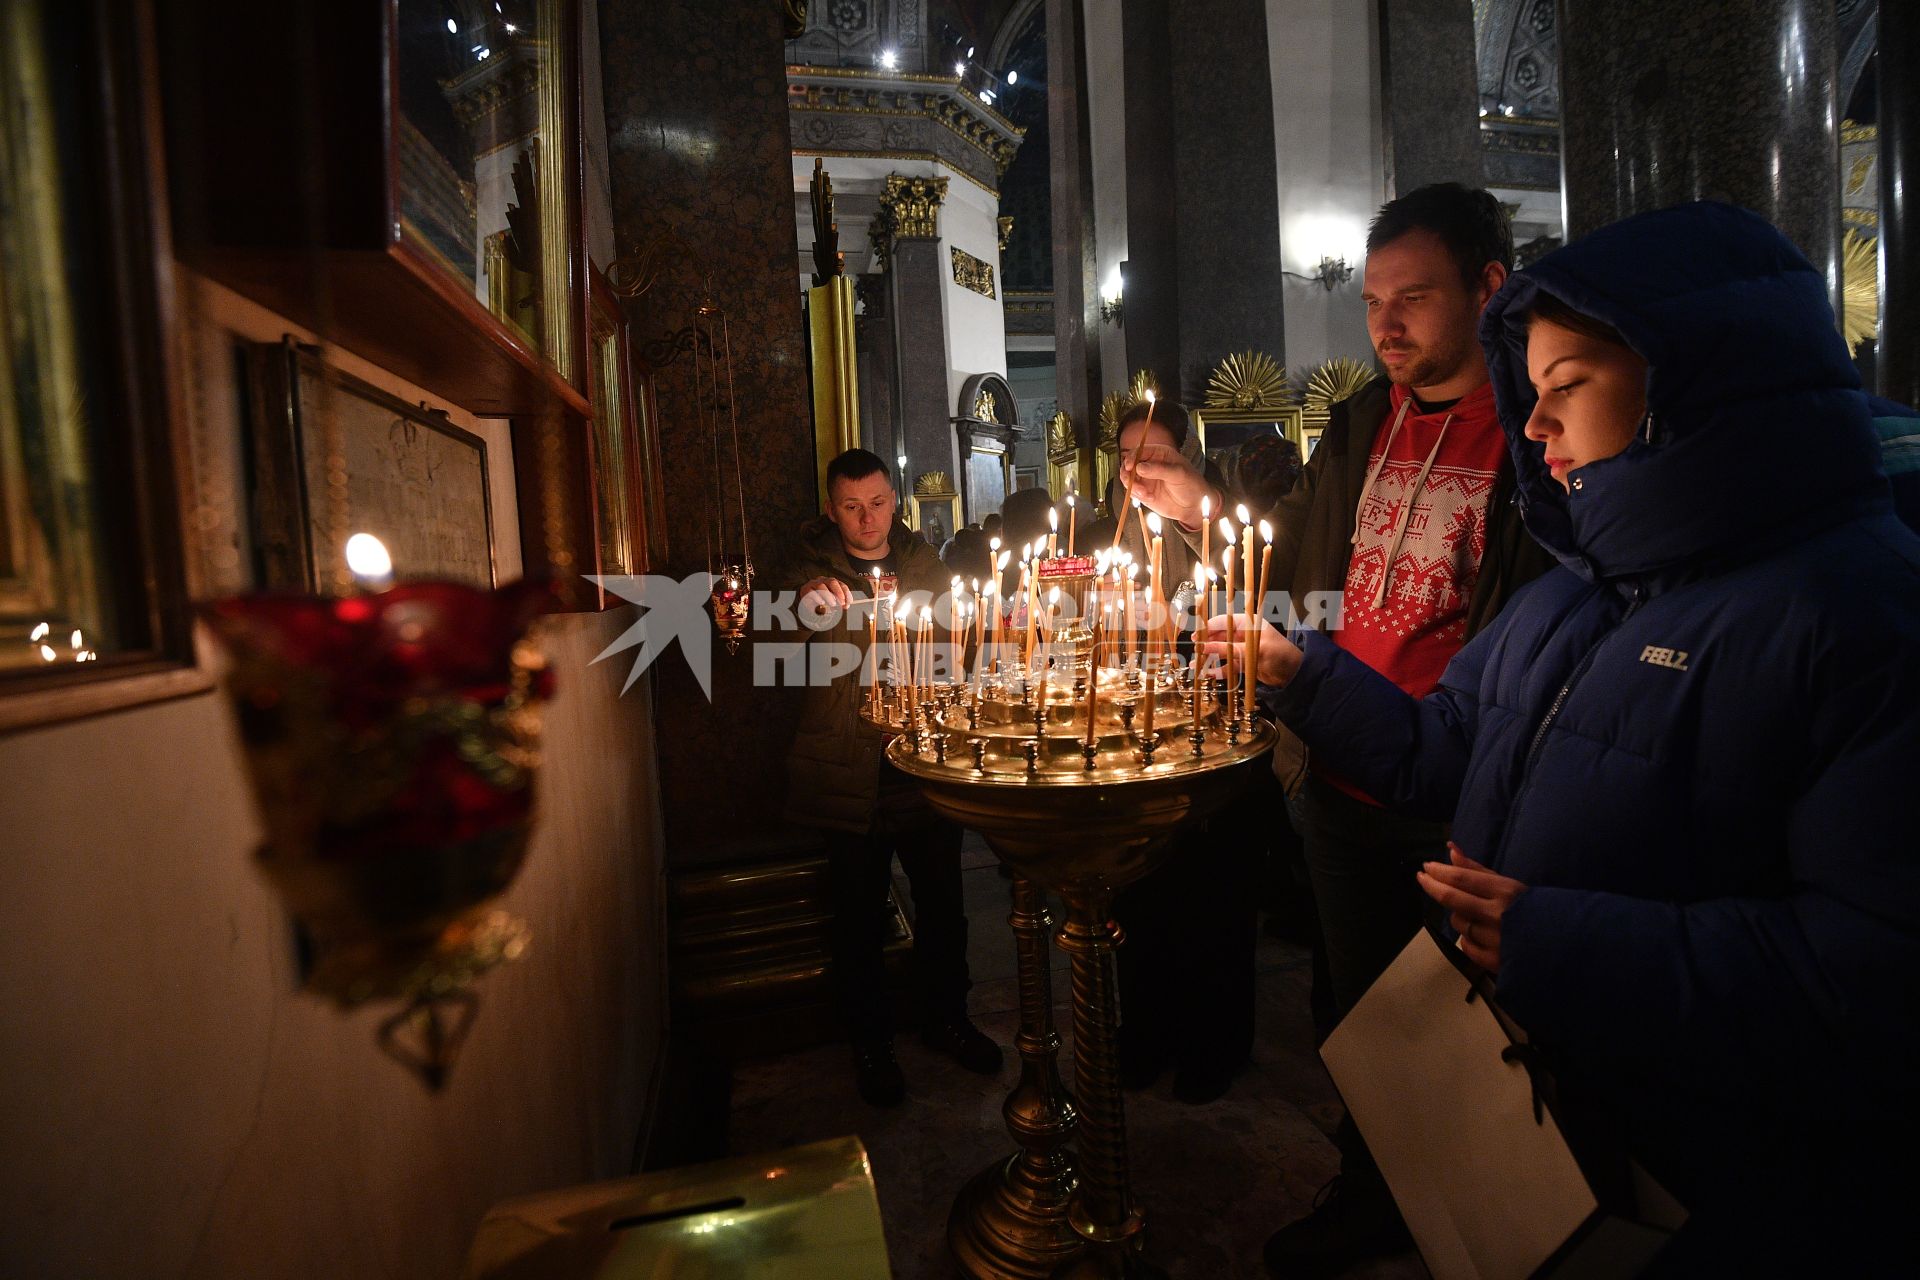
877,630,1274,1279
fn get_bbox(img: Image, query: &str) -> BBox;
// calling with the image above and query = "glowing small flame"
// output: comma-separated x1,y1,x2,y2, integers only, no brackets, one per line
1146,512,1163,535
38,644,56,663
1048,508,1058,531
29,622,49,642
996,550,1011,570
1236,503,1251,525
1260,519,1274,544
70,629,83,649
344,532,393,581
1201,494,1211,518
1066,494,1075,509
1145,389,1156,404
1219,517,1235,543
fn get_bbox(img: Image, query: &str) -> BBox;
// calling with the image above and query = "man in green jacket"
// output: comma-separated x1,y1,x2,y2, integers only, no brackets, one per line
783,449,1002,1107
1127,185,1556,1276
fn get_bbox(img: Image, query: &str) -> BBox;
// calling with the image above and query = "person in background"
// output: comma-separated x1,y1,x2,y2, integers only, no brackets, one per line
1124,184,1556,1274
783,449,1003,1107
1219,202,1920,1273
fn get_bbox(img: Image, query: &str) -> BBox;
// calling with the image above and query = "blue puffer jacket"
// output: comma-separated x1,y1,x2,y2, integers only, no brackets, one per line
1268,204,1920,1242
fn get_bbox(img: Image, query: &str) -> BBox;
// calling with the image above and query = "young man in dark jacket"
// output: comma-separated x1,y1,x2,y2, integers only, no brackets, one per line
782,449,1002,1106
1127,184,1556,1273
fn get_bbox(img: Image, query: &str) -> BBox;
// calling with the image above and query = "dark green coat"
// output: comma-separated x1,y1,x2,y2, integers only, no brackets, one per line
781,515,952,833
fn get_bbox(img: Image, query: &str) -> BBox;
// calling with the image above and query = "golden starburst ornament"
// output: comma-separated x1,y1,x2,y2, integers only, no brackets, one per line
1301,357,1377,414
1206,351,1295,413
1842,227,1879,354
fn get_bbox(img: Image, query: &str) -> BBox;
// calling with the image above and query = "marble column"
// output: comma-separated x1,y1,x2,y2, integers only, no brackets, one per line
1170,0,1286,389
880,174,961,492
1558,0,1840,317
600,0,815,859
1379,0,1484,194
1879,0,1918,406
1119,0,1286,397
1048,0,1104,463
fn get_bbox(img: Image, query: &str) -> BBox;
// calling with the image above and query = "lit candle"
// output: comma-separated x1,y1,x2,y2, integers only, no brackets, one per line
1086,604,1104,752
1198,493,1211,616
1048,506,1059,559
867,570,881,716
1046,585,1061,649
950,575,963,680
1146,512,1163,741
1220,529,1237,711
1066,491,1077,556
345,532,393,592
1191,557,1205,737
1025,546,1040,670
1240,506,1258,717
919,605,934,709
971,577,984,675
993,549,1011,670
1252,520,1274,713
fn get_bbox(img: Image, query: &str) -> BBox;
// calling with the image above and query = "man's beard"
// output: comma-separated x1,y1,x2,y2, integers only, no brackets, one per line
1378,328,1475,389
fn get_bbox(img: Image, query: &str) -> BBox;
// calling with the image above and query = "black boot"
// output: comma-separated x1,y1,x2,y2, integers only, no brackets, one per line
1262,1171,1414,1278
920,1016,1004,1074
851,1038,906,1107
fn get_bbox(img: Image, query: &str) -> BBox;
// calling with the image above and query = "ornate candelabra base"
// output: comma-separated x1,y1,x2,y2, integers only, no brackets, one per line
949,876,1083,1279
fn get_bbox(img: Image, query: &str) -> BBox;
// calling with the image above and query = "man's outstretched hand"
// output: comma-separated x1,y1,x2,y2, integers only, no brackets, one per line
1125,443,1222,530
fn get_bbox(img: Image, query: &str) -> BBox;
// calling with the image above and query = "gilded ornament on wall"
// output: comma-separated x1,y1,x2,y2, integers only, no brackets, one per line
1204,351,1296,415
1300,356,1376,414
1842,227,1878,354
1096,370,1162,446
879,173,948,239
914,470,955,496
1046,411,1076,462
951,246,996,298
972,389,999,423
997,215,1014,251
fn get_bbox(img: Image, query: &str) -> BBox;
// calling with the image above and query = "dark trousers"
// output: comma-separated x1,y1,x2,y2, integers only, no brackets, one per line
1286,774,1447,1174
1114,778,1267,1073
824,784,969,1043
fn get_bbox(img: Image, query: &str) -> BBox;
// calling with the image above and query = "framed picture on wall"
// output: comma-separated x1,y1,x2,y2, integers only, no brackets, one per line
244,341,496,590
588,271,652,579
1013,466,1043,492
1299,426,1326,461
909,493,961,548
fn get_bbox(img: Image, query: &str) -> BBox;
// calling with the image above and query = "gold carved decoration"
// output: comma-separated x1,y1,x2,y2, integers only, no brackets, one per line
782,1,809,40
972,389,1000,423
1203,351,1297,420
998,215,1014,251
952,246,997,298
914,470,955,496
1046,411,1077,463
879,173,948,240
1301,357,1376,415
1842,227,1879,354
808,157,842,285
1095,370,1162,444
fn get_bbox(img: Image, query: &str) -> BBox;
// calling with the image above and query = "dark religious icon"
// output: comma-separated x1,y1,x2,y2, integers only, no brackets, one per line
810,156,842,286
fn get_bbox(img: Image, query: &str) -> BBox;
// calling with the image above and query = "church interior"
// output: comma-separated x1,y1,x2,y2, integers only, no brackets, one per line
1,1,1913,1277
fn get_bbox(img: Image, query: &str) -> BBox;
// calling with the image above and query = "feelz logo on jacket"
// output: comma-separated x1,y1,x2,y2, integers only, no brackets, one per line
1638,645,1690,672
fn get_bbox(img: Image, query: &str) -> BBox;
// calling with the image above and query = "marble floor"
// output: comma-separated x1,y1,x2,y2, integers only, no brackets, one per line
729,838,1429,1279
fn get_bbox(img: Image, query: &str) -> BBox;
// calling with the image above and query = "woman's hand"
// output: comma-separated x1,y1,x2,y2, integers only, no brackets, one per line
1198,614,1304,688
1417,843,1527,973
1124,443,1222,530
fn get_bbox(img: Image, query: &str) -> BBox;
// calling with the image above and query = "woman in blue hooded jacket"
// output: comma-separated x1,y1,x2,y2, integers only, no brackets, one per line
1216,202,1920,1265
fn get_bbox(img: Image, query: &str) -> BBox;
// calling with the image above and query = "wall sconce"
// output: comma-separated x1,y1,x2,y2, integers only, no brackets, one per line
1099,265,1125,326
1286,256,1354,291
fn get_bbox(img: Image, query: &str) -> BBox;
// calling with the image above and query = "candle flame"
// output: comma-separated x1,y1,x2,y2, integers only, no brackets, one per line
1236,503,1251,525
1201,494,1211,518
1146,511,1163,535
1022,542,1033,561
996,550,1011,570
1125,563,1139,580
1260,519,1274,543
990,536,1001,553
1219,517,1235,543
30,621,50,642
38,644,56,663
1048,508,1058,531
70,629,83,649
1066,494,1075,509
1131,495,1143,510
1145,389,1156,403
1048,586,1060,603
345,531,393,579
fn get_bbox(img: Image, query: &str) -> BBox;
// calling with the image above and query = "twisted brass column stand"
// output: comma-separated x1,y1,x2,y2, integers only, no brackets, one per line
948,875,1084,1278
1052,891,1165,1280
